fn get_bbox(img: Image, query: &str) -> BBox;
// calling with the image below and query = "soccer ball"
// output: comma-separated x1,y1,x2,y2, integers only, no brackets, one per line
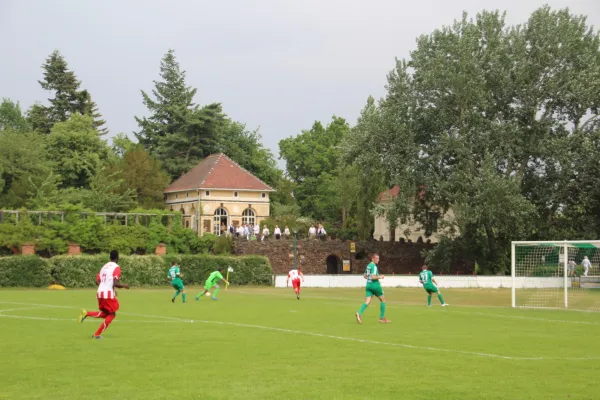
205,292,211,297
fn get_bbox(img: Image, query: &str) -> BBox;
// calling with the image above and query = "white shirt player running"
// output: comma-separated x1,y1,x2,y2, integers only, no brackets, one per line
288,269,301,282
97,261,121,299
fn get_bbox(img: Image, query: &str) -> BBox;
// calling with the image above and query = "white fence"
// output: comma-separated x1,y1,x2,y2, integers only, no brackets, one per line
274,275,565,289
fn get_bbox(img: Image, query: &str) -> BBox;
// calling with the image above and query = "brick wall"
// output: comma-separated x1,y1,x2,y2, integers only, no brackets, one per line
233,238,460,275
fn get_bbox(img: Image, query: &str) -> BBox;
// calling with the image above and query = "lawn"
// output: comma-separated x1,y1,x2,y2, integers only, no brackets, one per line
0,287,599,400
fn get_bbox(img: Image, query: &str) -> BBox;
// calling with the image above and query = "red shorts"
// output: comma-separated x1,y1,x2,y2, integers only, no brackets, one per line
97,298,119,314
292,279,301,289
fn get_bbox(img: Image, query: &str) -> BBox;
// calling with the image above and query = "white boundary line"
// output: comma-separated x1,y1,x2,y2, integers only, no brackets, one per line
0,301,598,361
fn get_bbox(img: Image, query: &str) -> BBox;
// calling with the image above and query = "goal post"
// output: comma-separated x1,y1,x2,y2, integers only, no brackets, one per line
511,240,600,311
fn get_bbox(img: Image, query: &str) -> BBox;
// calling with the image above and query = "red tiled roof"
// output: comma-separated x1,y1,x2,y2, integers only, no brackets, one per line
164,153,274,193
377,185,400,202
377,185,426,202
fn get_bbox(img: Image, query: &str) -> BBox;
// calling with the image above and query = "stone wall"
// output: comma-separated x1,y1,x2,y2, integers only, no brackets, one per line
233,238,473,275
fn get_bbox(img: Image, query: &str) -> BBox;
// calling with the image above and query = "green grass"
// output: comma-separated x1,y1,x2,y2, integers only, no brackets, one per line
1,287,599,400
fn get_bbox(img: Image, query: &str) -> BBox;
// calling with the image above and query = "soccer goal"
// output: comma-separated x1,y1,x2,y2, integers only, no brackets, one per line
511,241,600,311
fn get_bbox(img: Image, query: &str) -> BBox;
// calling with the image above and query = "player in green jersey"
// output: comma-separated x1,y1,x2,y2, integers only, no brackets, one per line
419,265,448,307
168,261,186,303
195,268,229,301
356,253,390,324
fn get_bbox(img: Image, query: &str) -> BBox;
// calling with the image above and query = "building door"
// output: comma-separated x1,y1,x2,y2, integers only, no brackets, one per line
213,208,229,236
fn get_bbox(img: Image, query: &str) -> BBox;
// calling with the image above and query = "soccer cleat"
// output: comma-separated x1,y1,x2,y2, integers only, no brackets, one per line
78,309,87,324
442,303,449,307
195,296,199,301
355,313,362,324
296,294,300,300
92,335,102,340
172,298,175,303
211,297,218,301
379,318,391,323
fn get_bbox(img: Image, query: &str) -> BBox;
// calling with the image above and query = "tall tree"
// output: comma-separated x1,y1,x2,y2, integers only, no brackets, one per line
217,119,282,188
135,49,198,154
347,7,600,273
45,114,110,188
135,49,221,178
121,147,171,209
0,129,53,208
0,99,30,133
279,116,352,229
29,50,106,134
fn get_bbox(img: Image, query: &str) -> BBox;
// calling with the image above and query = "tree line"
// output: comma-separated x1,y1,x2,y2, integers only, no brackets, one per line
1,5,599,273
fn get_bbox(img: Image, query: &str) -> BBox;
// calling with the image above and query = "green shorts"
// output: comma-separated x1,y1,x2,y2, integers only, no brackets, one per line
171,278,184,291
423,284,438,294
365,283,384,298
204,281,219,291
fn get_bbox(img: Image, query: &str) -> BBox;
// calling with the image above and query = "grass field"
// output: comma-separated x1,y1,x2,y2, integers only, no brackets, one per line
1,287,599,400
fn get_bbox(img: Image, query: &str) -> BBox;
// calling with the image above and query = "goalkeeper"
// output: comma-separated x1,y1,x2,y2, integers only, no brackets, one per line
419,265,448,307
195,268,229,301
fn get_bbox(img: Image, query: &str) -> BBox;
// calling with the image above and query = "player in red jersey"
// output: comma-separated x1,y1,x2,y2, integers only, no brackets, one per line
287,268,304,300
77,250,129,339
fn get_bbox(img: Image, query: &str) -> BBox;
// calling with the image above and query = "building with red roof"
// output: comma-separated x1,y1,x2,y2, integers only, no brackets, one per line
164,153,274,236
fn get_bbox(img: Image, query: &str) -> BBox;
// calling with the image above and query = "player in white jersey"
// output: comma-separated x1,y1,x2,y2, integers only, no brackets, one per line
287,268,304,299
78,250,129,339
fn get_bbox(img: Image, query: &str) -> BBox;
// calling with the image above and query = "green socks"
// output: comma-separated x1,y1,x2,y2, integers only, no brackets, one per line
213,288,220,298
438,293,445,305
358,303,368,315
182,293,187,302
379,302,386,319
427,295,432,306
173,290,180,299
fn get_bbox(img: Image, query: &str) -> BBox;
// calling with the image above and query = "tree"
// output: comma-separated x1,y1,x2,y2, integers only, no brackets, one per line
279,116,353,230
45,114,110,188
0,98,30,133
0,129,53,208
217,119,282,188
135,49,198,154
121,147,171,209
111,133,137,158
30,50,106,134
135,50,221,178
347,7,600,273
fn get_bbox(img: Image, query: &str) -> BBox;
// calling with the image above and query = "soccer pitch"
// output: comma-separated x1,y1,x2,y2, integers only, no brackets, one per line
1,288,599,400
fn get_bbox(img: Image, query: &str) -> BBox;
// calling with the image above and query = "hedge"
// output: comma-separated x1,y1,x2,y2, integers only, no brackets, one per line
0,254,272,287
0,256,53,287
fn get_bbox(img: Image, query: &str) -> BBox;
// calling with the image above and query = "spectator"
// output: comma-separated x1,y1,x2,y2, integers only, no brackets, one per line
568,260,576,277
237,225,244,238
582,256,591,277
229,224,235,236
244,224,251,240
261,226,270,241
308,225,317,239
284,226,291,239
317,224,327,240
254,223,260,238
274,225,281,240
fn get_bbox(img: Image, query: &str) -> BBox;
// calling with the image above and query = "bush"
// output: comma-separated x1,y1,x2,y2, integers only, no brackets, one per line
43,254,273,288
212,235,233,255
0,256,53,287
0,210,217,255
531,265,561,277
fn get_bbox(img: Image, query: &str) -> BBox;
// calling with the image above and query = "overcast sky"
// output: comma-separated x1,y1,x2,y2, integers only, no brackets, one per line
1,0,599,167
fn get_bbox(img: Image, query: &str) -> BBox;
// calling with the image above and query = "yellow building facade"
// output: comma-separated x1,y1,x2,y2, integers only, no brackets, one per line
164,154,274,236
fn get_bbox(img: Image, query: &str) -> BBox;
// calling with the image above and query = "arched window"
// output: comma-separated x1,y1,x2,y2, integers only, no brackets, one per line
213,208,228,236
242,208,255,226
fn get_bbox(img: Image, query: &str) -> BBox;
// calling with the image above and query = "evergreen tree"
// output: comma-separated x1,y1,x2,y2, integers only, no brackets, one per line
0,98,30,133
135,49,198,154
29,50,107,134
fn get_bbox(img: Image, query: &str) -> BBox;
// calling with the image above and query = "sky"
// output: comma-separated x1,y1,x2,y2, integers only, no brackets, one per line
1,0,599,168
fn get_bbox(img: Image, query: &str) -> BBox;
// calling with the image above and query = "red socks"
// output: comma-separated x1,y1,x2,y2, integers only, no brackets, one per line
94,314,115,336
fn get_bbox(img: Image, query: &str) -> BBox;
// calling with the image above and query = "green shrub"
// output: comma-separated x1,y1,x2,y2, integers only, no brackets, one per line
531,265,561,277
46,254,272,287
0,256,53,287
212,235,233,255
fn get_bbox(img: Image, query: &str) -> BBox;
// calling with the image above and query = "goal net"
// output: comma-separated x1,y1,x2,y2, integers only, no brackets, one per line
512,241,600,311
